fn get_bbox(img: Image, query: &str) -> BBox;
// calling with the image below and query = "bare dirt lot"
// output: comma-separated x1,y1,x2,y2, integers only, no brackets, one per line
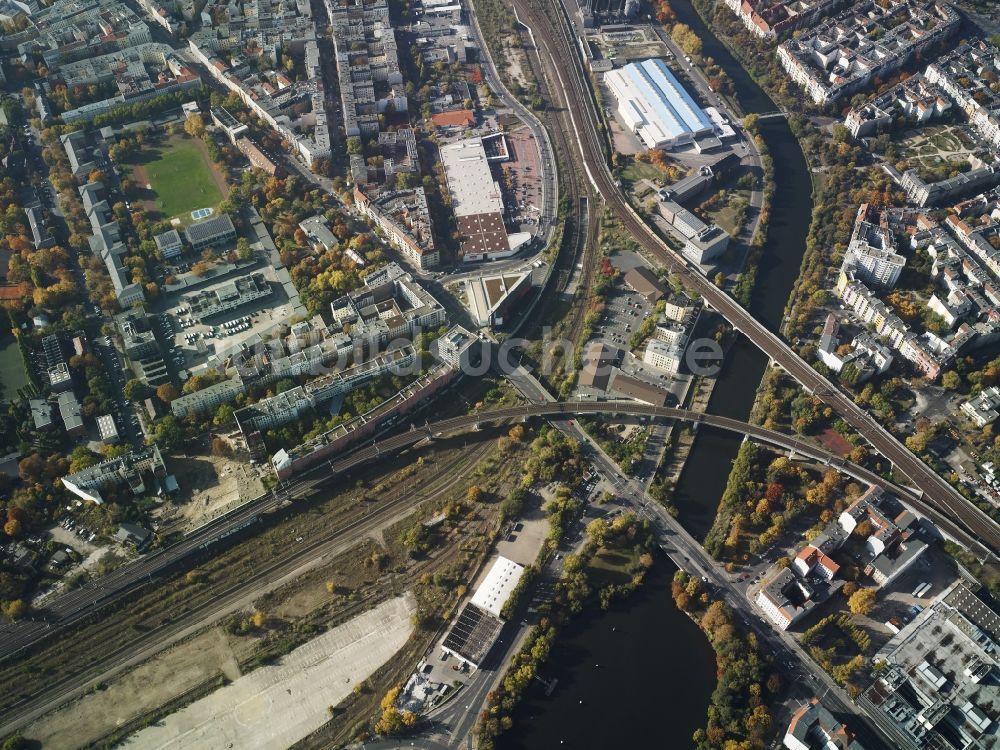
26,627,253,749
124,595,415,750
153,453,264,532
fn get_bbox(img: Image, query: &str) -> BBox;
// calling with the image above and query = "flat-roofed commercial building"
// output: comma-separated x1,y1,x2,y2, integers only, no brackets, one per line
183,272,271,321
185,214,237,251
440,137,516,261
605,59,714,150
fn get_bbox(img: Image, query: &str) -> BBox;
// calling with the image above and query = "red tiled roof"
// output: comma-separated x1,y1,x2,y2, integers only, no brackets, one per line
431,109,475,128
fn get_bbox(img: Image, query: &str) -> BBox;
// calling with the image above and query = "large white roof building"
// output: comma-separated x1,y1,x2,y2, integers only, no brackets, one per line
470,556,525,617
605,59,714,150
439,137,505,218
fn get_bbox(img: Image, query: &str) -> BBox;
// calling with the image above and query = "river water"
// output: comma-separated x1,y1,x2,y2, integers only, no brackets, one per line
500,1,815,745
498,559,716,749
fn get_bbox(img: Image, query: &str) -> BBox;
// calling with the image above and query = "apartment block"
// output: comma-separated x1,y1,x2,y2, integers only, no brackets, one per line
776,0,959,105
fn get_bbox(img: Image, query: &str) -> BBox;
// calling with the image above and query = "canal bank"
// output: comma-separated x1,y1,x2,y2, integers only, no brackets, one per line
666,0,815,540
498,4,816,746
497,558,716,749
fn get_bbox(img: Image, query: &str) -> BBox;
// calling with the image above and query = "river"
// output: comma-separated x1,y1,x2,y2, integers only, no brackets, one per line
500,1,815,745
667,0,815,540
497,559,716,749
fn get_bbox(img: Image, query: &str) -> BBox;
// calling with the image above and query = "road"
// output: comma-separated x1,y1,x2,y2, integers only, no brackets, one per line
506,368,891,749
507,0,1000,562
3,398,956,663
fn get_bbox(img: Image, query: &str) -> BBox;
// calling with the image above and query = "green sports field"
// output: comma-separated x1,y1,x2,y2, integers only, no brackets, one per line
136,137,224,220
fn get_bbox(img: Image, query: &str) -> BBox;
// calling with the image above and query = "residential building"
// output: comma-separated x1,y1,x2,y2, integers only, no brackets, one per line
845,74,950,138
236,137,282,176
776,0,959,105
170,377,246,418
354,187,439,269
61,445,168,504
962,387,1000,428
888,162,1000,208
756,567,817,630
234,345,416,445
924,41,1000,150
722,0,845,40
840,204,906,289
840,487,927,587
784,698,865,750
328,262,446,344
432,325,481,371
792,545,840,581
188,2,330,167
79,181,145,307
183,272,271,322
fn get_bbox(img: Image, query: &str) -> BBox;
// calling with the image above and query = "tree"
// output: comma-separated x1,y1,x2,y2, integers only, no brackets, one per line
466,486,483,503
3,600,27,620
235,237,253,261
184,113,206,138
848,587,877,616
214,403,235,426
586,517,609,547
156,383,179,403
3,519,21,537
123,378,149,401
251,610,266,628
151,415,185,451
941,370,962,391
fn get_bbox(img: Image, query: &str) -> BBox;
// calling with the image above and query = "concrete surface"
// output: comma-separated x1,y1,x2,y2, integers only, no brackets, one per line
124,594,416,750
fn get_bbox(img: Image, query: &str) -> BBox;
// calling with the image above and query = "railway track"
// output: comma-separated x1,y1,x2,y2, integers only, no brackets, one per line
0,437,500,735
507,0,1000,559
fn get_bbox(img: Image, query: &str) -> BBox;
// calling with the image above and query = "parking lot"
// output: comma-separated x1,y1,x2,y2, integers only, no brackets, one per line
591,277,655,356
157,269,297,374
498,128,544,230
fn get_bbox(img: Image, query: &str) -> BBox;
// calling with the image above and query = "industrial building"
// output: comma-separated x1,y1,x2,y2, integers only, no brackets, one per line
605,59,715,150
441,556,525,667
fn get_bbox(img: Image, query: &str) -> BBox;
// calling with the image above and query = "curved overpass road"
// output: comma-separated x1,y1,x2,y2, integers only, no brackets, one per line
0,401,989,664
505,0,999,561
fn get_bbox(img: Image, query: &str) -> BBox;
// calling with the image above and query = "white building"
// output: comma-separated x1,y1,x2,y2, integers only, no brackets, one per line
470,556,525,618
643,338,683,374
962,387,1000,428
605,59,714,150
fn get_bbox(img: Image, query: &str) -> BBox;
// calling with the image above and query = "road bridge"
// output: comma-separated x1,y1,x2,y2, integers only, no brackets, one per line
498,0,1000,562
1,399,991,665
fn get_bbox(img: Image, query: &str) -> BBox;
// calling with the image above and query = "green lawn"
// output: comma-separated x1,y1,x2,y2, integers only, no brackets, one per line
139,137,223,220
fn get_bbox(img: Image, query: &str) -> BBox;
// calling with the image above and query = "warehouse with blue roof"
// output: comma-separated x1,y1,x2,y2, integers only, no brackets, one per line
605,59,715,150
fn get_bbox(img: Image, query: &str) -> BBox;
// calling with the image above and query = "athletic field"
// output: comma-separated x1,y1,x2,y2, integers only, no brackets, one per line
134,137,224,220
